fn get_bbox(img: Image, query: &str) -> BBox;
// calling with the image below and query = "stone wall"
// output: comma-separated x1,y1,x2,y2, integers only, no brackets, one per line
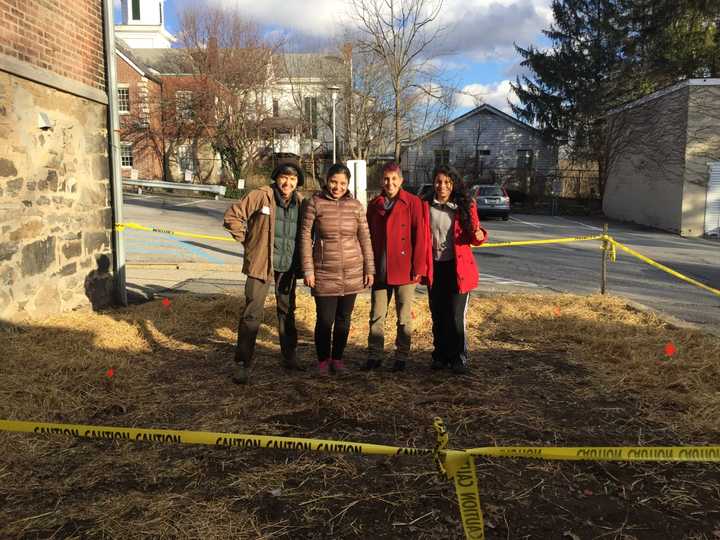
0,72,113,320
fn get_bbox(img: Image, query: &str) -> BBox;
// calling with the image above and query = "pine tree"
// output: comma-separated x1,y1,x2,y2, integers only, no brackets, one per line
511,0,720,196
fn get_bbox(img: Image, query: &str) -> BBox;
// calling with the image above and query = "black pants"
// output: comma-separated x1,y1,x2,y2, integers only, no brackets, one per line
235,270,297,366
428,260,469,366
314,294,357,361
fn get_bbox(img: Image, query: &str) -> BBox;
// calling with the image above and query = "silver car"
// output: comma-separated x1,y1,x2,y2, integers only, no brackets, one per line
474,185,510,220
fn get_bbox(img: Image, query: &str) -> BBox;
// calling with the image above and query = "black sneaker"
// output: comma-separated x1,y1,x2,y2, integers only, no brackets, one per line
430,358,445,370
362,358,382,371
282,356,306,371
451,361,469,375
391,359,406,372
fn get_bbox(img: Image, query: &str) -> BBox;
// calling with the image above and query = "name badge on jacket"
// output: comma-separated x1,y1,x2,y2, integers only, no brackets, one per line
261,206,271,215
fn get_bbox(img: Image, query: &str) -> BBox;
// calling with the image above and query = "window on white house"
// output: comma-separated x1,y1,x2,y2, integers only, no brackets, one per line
177,145,195,172
434,148,450,168
478,149,490,156
304,96,318,139
131,0,141,20
117,87,130,113
516,149,534,170
120,143,133,168
272,99,279,117
159,2,163,24
175,90,193,120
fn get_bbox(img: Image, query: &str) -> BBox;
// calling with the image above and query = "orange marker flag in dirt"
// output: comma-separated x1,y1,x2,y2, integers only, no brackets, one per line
664,342,677,358
162,298,171,308
553,306,561,316
106,368,114,378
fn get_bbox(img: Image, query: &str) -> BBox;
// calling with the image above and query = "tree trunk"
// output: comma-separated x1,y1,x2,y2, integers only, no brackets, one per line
394,91,401,163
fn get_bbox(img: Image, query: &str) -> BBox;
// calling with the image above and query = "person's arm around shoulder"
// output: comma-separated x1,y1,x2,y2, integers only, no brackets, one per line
469,201,488,246
223,189,261,243
300,195,317,288
356,200,375,288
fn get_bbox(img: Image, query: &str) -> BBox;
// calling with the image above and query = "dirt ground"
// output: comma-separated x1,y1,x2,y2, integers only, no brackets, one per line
1,290,719,539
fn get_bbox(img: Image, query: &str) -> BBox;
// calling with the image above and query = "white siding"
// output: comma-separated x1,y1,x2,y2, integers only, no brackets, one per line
705,162,720,236
402,109,556,184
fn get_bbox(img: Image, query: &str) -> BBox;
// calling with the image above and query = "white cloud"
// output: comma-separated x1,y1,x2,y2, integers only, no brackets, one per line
197,0,552,61
456,80,518,113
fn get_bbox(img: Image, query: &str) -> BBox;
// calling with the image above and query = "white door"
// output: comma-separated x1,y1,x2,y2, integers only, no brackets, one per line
706,162,720,237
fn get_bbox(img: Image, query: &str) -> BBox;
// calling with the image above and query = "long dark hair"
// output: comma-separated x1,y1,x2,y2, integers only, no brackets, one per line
425,165,474,237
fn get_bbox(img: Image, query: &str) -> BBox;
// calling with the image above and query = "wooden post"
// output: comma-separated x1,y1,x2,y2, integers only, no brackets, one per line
601,223,608,295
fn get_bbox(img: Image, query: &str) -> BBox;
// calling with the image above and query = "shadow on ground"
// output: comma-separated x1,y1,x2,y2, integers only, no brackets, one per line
1,291,719,539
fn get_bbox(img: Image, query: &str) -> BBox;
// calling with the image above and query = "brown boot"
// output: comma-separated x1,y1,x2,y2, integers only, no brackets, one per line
232,363,249,384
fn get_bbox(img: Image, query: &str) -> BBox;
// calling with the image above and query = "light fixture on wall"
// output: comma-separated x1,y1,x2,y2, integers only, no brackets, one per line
37,112,54,131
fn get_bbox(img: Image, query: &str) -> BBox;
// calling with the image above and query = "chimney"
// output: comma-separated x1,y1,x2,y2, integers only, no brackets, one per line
207,36,218,72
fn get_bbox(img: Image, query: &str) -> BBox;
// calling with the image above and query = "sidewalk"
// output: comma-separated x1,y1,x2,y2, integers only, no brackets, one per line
126,263,246,301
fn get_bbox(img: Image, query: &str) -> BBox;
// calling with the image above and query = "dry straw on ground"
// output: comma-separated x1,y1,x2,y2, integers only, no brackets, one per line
1,291,719,539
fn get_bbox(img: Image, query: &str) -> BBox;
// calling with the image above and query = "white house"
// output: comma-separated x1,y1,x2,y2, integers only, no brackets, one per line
401,104,558,186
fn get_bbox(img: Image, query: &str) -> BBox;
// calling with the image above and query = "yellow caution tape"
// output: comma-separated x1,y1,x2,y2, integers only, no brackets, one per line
608,238,720,298
0,419,423,456
116,222,235,243
433,418,485,539
4,418,720,540
453,455,484,540
608,240,617,262
476,234,603,249
467,446,720,461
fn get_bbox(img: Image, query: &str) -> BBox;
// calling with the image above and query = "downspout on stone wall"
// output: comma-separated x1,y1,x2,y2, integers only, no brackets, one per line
102,0,128,306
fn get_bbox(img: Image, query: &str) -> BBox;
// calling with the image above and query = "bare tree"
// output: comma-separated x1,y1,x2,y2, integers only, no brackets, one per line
351,0,445,162
279,50,347,185
177,5,280,183
120,80,208,182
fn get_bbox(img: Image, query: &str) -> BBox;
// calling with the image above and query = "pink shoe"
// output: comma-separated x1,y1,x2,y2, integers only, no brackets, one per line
318,359,330,376
331,358,346,374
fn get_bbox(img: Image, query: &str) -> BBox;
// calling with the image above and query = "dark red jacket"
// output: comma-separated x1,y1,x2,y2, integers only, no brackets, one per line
421,200,487,294
367,189,427,286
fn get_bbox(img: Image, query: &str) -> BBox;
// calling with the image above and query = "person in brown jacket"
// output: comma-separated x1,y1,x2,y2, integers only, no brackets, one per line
223,162,305,384
300,163,375,375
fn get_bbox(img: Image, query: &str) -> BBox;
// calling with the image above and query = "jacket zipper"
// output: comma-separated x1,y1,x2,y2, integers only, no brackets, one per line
338,198,344,295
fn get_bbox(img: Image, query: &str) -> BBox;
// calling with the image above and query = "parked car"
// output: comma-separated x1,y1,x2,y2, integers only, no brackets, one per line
416,183,434,200
475,185,510,220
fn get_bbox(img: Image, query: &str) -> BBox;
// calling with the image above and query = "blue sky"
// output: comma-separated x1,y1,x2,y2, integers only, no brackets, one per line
115,0,553,115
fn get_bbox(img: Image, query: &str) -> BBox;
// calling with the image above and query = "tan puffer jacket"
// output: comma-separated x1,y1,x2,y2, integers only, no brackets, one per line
300,190,375,296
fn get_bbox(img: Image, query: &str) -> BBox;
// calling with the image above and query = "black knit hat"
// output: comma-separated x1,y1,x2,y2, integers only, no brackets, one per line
271,162,305,187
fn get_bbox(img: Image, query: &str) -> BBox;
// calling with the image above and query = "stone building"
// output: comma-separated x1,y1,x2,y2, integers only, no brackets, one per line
0,1,118,320
604,79,720,237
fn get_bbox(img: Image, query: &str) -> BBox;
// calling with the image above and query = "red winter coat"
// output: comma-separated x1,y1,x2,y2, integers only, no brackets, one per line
421,200,487,294
367,189,427,286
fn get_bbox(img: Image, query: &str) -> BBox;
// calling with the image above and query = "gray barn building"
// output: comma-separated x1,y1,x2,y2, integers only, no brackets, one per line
400,104,558,187
604,79,720,237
